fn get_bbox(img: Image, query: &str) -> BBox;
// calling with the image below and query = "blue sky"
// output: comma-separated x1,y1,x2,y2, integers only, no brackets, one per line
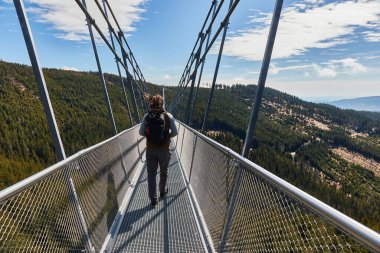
0,0,380,101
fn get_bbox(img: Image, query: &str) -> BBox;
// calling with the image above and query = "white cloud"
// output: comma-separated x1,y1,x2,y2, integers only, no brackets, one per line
268,79,380,98
25,0,148,41
61,66,79,71
312,64,337,78
269,64,279,75
364,55,380,60
163,74,171,80
328,58,367,74
363,31,380,42
268,63,313,75
303,0,324,4
222,0,380,61
266,58,366,78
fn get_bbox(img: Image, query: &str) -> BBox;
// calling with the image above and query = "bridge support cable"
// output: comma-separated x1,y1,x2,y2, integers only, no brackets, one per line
13,2,96,251
201,0,234,132
185,0,240,88
13,0,66,162
170,0,221,111
184,34,204,125
132,69,148,113
171,0,235,110
82,0,118,135
189,3,218,126
171,0,242,113
74,0,145,95
220,0,284,251
137,89,145,114
102,0,148,90
120,35,141,124
92,0,149,94
101,0,133,127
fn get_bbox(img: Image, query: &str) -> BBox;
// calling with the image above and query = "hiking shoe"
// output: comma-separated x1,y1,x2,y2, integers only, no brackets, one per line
151,199,158,208
160,188,168,198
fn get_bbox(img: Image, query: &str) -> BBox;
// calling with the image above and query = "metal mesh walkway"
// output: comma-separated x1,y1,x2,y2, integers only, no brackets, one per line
111,147,206,253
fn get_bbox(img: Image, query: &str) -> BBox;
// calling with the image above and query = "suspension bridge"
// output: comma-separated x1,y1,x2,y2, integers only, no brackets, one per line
1,0,380,252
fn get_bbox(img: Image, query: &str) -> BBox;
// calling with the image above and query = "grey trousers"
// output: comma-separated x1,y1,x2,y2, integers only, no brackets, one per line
146,146,171,201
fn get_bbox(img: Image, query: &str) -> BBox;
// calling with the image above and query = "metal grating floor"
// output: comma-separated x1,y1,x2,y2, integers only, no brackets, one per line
111,148,206,253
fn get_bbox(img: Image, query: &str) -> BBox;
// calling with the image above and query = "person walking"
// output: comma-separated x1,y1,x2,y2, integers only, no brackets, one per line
139,94,178,208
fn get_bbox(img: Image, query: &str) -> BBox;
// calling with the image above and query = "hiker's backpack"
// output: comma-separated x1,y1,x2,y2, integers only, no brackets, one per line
145,110,170,144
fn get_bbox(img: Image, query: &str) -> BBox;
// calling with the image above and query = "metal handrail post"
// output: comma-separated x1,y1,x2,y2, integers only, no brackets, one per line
201,0,233,132
220,0,283,251
82,0,117,135
101,0,133,127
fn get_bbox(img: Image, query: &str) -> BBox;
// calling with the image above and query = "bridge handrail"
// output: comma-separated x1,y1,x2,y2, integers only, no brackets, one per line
0,124,140,203
179,122,380,252
0,125,144,252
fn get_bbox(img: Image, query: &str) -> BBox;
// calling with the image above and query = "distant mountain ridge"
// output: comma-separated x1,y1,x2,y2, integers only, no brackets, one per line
328,96,380,112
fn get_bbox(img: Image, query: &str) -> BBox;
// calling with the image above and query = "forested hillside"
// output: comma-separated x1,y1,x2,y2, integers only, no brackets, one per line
1,60,379,233
0,61,144,189
166,84,380,232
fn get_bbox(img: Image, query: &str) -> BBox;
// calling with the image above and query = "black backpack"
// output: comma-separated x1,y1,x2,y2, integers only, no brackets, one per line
145,110,170,144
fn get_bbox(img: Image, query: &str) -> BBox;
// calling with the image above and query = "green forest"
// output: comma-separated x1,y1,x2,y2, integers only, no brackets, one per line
0,60,380,233
166,83,380,233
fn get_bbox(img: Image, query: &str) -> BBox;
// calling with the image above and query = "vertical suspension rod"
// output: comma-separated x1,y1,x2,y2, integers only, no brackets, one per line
74,0,145,94
241,0,283,157
13,0,66,161
92,0,150,103
202,0,234,132
92,0,146,90
101,0,133,126
120,34,141,124
220,1,284,251
184,35,204,125
103,0,147,85
13,2,95,251
172,0,239,112
82,0,117,135
171,0,223,109
189,2,218,125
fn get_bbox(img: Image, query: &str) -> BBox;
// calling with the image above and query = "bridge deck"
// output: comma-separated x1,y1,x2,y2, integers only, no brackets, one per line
111,148,206,253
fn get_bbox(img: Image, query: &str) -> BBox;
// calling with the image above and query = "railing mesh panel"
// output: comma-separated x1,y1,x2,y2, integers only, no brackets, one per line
187,136,236,248
224,166,365,252
179,127,196,180
176,123,375,252
0,126,143,252
0,167,87,252
175,123,185,159
70,127,143,252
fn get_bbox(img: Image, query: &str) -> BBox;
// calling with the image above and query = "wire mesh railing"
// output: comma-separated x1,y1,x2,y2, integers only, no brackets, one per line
0,125,145,252
175,122,380,253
